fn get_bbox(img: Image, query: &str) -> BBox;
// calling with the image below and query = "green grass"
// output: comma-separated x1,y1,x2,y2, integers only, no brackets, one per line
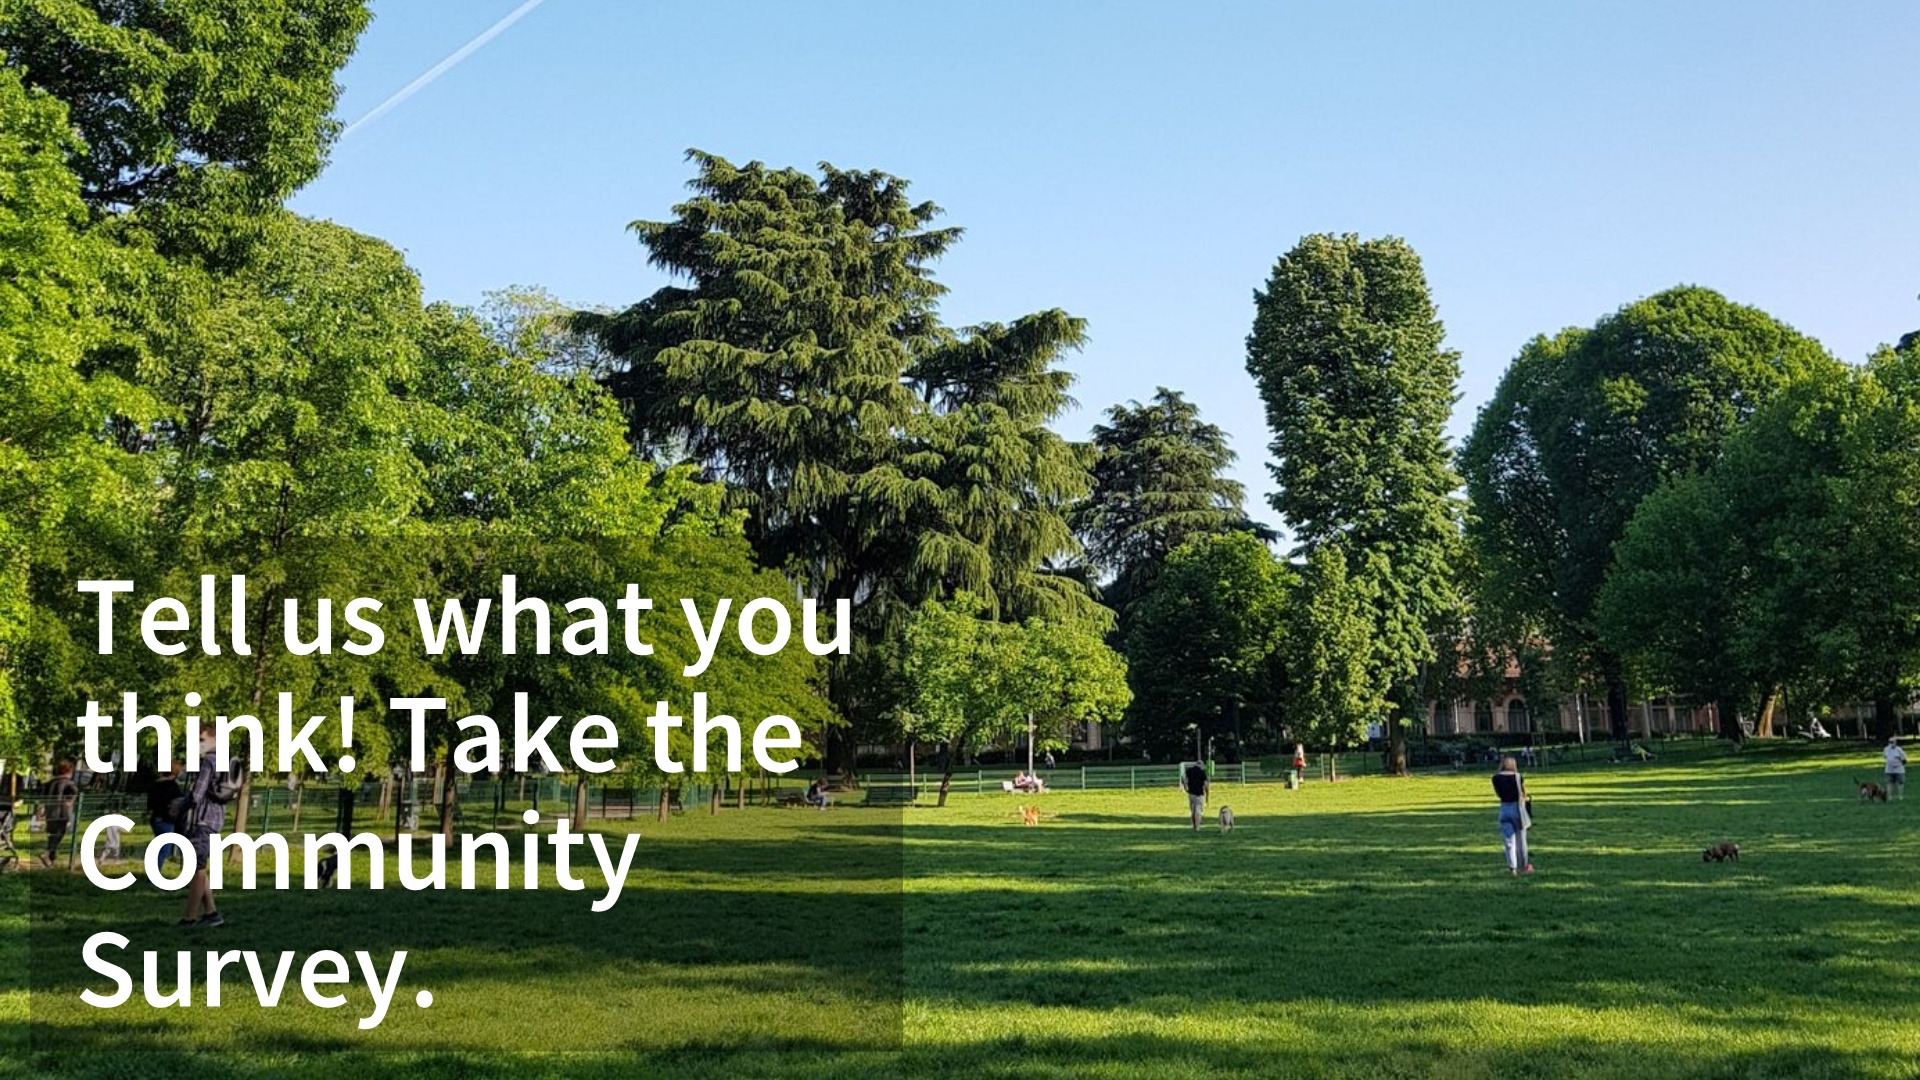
7,748,1920,1078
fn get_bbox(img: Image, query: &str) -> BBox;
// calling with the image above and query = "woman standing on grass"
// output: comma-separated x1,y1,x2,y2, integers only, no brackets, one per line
1493,756,1532,876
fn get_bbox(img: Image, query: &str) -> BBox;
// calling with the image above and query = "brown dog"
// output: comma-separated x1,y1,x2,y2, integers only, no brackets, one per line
1702,841,1740,863
1860,779,1889,802
1020,805,1041,826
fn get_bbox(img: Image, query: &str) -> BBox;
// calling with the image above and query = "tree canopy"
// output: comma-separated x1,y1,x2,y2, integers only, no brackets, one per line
1123,532,1290,760
1246,234,1462,771
1463,286,1839,740
1076,387,1263,622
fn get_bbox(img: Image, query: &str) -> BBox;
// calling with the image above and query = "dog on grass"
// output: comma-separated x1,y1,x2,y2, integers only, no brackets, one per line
1020,805,1041,826
1219,806,1235,833
1701,841,1740,863
1859,779,1889,802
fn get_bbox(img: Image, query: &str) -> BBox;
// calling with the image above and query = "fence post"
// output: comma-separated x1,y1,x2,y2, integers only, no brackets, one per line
1081,766,1087,791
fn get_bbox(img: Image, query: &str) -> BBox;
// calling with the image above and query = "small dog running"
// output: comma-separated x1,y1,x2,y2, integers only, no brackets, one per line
1859,779,1890,802
1219,806,1235,833
1701,841,1740,863
1020,805,1041,826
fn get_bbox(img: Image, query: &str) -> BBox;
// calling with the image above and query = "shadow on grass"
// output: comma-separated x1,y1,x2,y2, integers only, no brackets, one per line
7,1027,1905,1080
21,814,905,1057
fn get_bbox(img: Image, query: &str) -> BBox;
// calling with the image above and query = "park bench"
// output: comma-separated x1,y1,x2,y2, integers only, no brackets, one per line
863,784,919,806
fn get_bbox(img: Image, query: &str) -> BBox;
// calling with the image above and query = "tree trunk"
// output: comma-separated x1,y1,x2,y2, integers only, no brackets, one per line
936,738,960,808
737,775,747,810
1388,719,1409,777
231,583,280,843
1757,690,1779,739
574,778,588,825
439,765,456,843
1714,696,1744,742
656,783,670,822
710,781,722,814
1600,655,1631,743
1872,697,1898,741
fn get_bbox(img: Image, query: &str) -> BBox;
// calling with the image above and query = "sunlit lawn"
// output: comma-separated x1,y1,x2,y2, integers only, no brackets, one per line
6,746,1918,1078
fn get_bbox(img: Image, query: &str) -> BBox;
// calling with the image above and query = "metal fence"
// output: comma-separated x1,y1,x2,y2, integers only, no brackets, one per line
0,735,1752,866
861,760,1270,795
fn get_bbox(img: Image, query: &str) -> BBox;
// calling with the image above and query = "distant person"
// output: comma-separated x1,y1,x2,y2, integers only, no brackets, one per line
1807,718,1832,739
179,720,229,927
804,777,830,810
1291,744,1307,787
1044,750,1056,771
1492,756,1532,876
42,763,78,867
1182,760,1209,833
1886,737,1907,801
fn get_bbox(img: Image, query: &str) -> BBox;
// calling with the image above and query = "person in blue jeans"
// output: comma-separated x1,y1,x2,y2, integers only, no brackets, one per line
1492,756,1532,875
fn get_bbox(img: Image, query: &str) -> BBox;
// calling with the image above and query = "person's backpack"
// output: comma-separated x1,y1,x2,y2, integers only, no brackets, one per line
206,755,245,804
170,750,247,823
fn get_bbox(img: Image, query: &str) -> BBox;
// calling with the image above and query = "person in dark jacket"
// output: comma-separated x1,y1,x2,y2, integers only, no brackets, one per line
147,762,183,869
1492,756,1532,875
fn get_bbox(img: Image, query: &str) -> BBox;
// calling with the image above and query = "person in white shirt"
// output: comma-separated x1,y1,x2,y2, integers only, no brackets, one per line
1885,737,1907,801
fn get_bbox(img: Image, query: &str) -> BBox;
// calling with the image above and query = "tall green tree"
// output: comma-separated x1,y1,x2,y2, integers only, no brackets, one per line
1,0,370,254
585,152,1101,763
1463,287,1838,741
143,214,430,835
895,595,1022,806
1603,356,1920,740
409,296,825,826
1594,470,1752,737
1246,234,1462,774
1124,532,1290,760
0,64,151,755
1076,387,1262,622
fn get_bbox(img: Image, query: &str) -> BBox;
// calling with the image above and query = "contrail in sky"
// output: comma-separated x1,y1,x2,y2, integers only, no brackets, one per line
340,0,553,140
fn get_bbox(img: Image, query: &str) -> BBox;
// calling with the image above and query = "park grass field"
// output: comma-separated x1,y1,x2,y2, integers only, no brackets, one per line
5,747,1919,1079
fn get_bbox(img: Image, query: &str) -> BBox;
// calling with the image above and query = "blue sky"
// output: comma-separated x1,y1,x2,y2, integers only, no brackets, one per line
291,1,1920,516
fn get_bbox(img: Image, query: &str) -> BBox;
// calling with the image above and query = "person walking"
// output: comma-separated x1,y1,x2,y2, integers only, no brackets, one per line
146,760,183,870
180,720,229,927
1182,759,1209,833
42,763,77,867
1885,736,1907,801
1492,756,1532,875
